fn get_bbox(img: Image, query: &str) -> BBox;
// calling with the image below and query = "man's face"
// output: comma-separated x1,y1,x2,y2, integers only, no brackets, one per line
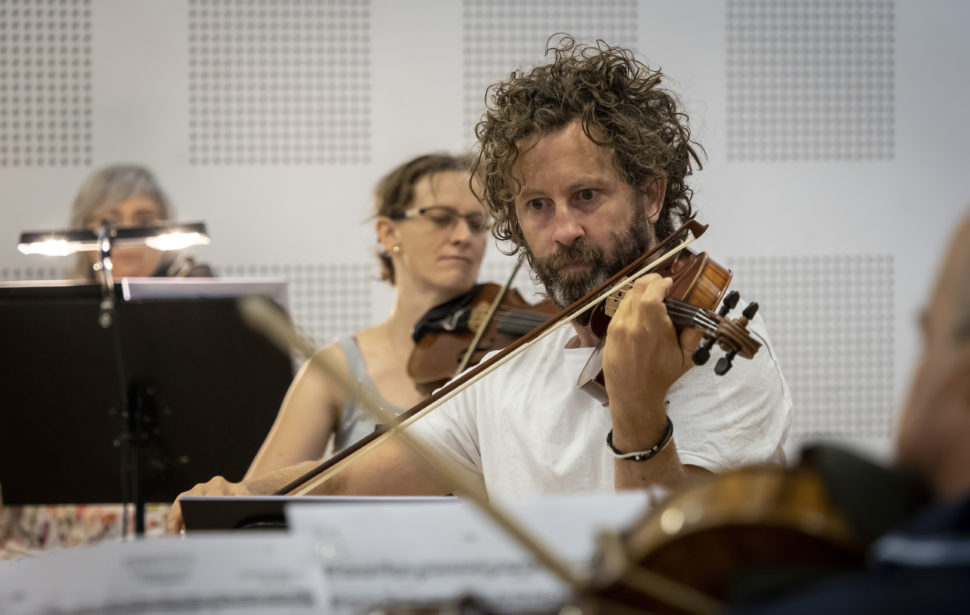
511,121,661,308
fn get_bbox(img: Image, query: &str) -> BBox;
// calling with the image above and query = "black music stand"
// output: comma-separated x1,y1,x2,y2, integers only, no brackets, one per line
180,495,456,531
0,280,294,533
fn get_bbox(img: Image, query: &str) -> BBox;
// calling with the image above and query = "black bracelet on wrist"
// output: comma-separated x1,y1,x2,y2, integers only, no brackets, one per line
606,416,674,462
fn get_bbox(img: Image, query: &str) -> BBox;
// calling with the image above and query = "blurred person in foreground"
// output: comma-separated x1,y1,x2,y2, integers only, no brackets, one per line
731,209,970,614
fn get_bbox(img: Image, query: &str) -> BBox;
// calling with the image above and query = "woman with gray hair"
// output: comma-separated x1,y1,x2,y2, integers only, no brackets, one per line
70,164,213,279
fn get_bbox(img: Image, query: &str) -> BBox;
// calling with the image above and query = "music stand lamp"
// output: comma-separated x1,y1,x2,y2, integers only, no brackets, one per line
17,221,210,537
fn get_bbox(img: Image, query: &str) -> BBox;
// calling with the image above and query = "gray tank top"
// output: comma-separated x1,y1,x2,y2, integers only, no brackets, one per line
333,336,404,452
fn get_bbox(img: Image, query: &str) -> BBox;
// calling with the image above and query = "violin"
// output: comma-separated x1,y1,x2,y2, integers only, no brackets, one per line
408,282,558,393
578,224,763,404
589,466,862,614
584,445,930,614
409,219,760,403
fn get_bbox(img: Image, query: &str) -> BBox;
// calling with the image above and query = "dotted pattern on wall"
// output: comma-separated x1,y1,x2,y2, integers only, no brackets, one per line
462,0,637,146
726,0,895,162
727,254,894,441
218,262,374,347
0,0,92,167
0,265,64,281
188,0,370,166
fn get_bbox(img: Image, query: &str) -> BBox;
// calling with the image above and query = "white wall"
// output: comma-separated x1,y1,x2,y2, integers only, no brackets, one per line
2,0,968,455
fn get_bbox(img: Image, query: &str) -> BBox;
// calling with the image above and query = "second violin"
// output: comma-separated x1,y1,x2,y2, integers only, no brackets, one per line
407,281,558,393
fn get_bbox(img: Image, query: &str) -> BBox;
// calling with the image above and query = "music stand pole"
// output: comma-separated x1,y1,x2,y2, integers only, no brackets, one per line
94,222,145,537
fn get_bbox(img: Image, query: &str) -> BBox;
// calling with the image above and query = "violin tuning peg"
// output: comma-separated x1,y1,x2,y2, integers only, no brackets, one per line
692,337,715,365
719,291,740,316
742,301,759,320
714,350,738,376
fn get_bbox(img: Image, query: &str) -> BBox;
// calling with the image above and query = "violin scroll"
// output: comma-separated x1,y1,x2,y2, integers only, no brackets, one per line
688,290,762,376
690,290,738,366
712,299,760,375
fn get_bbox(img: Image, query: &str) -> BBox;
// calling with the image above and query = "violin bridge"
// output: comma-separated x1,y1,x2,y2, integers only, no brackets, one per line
468,302,489,333
604,283,633,317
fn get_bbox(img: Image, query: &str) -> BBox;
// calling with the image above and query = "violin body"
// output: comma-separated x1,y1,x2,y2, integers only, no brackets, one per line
587,249,731,338
408,283,557,392
590,465,866,614
578,248,752,404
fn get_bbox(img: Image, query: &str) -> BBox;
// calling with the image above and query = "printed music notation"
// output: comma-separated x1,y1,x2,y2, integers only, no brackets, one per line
0,534,330,614
286,490,659,615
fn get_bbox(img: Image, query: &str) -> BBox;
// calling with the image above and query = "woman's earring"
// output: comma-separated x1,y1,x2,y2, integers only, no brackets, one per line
391,244,401,254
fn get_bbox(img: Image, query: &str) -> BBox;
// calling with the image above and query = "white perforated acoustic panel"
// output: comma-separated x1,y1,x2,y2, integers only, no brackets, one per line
0,265,63,281
728,254,895,442
0,0,92,167
462,0,638,145
188,0,371,166
218,262,374,347
726,0,895,162
479,257,547,305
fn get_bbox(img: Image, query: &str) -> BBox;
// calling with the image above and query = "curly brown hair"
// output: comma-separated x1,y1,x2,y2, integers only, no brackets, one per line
473,36,703,254
374,152,474,284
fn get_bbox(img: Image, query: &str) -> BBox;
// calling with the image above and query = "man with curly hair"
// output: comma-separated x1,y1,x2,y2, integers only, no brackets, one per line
400,37,790,494
168,39,790,530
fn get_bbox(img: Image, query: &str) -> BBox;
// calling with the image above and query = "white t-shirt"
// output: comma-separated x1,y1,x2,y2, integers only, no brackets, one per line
409,310,792,501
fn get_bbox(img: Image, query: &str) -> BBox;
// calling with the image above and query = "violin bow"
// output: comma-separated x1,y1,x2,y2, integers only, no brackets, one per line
240,295,721,615
259,219,704,500
240,295,583,589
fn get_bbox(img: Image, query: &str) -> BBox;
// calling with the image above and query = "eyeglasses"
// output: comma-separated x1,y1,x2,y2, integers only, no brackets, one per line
395,206,490,234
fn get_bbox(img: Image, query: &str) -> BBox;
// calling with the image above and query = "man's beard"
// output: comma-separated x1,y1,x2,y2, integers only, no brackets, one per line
527,207,652,309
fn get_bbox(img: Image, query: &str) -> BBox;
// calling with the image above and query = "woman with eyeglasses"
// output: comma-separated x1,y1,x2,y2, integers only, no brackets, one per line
245,153,489,477
70,164,213,280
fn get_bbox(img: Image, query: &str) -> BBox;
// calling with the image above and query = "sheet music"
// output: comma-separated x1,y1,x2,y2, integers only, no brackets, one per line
0,534,330,614
286,490,660,615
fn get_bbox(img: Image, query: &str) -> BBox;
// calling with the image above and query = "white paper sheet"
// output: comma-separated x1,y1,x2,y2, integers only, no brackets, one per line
0,534,330,615
285,490,659,615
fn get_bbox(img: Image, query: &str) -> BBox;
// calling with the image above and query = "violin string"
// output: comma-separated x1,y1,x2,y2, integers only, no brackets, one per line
664,301,719,332
487,287,724,333
665,298,719,325
485,301,722,337
666,308,717,331
665,311,716,334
